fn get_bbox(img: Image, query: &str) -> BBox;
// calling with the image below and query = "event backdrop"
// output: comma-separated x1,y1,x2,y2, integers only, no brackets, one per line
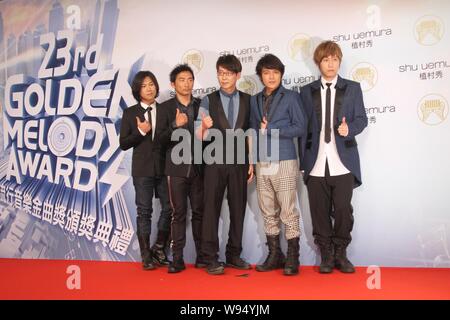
0,0,449,267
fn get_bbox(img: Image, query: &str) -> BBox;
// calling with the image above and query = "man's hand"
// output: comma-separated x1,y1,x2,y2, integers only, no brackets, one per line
136,116,151,134
261,116,268,130
247,165,254,183
201,112,213,129
338,117,349,137
175,108,188,127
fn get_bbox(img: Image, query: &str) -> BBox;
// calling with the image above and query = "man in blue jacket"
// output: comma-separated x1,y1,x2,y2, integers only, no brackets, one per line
300,41,368,274
250,54,306,276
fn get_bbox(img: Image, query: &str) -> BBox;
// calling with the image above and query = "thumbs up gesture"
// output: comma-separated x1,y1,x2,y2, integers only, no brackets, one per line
260,116,268,130
136,116,151,134
175,108,188,127
338,117,349,137
201,111,213,129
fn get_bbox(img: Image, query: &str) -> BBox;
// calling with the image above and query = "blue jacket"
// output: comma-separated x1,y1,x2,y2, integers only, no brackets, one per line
250,86,306,162
300,76,368,188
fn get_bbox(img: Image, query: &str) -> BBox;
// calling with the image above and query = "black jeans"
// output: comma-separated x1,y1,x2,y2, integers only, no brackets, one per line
306,163,354,248
201,164,248,263
168,174,203,258
133,176,172,240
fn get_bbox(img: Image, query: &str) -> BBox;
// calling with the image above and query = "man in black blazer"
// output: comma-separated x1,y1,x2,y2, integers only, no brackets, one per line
197,55,253,275
119,71,172,270
157,64,205,273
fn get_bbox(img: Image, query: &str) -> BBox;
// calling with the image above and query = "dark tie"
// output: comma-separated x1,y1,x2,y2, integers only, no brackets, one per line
142,105,152,122
221,91,236,128
147,106,153,129
325,83,332,143
263,92,273,118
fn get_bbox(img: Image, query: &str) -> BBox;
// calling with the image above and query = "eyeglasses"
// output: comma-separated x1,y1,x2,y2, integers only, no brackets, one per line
217,71,236,77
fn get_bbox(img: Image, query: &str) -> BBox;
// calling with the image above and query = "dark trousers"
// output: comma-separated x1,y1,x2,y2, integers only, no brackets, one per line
201,164,248,263
306,162,354,248
168,174,203,259
133,176,172,242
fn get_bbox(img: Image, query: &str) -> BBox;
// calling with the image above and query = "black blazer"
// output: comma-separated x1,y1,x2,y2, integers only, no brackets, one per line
119,103,165,177
157,97,203,177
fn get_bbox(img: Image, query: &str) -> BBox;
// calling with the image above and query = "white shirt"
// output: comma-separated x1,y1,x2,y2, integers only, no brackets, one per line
139,101,156,138
310,76,350,177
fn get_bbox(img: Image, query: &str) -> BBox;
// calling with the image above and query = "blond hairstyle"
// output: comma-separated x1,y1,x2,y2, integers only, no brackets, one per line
313,41,343,66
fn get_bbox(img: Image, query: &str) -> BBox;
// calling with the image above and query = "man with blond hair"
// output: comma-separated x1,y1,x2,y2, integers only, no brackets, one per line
300,41,368,274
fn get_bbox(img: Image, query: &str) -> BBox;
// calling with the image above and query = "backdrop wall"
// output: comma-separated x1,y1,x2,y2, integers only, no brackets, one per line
0,0,449,267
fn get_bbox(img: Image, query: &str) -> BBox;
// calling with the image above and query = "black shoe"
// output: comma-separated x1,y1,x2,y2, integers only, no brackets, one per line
142,260,156,271
226,256,251,270
256,235,285,272
283,265,299,276
151,230,171,266
319,264,334,274
206,261,225,275
283,237,300,276
195,259,208,269
335,259,355,273
151,245,171,266
137,232,156,271
197,260,224,268
319,245,335,274
334,245,355,273
168,260,186,273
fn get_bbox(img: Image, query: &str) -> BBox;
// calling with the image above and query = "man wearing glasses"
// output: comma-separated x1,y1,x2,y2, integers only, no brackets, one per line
196,54,253,275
